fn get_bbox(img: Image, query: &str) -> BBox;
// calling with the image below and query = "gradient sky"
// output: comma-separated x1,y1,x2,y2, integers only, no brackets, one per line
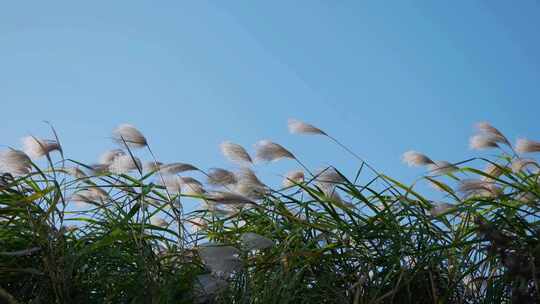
1,1,540,192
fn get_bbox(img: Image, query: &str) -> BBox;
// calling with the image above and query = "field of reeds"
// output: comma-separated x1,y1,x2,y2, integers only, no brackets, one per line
1,120,540,303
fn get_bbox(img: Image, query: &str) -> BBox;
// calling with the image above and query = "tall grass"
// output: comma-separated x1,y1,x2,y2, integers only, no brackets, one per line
0,120,539,303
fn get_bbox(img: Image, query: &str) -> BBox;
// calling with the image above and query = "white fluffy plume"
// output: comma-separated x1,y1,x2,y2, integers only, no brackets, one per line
0,149,32,176
71,187,109,205
469,135,499,150
511,158,539,173
99,149,126,165
112,124,147,148
207,168,237,186
62,167,87,179
316,167,345,186
288,119,327,136
235,167,265,188
282,170,304,187
220,141,252,164
143,161,163,172
205,191,255,206
427,161,458,175
458,179,502,198
516,138,540,154
475,122,510,146
21,136,61,159
254,140,295,162
159,175,205,194
402,151,434,167
482,163,504,181
159,162,199,174
109,155,142,174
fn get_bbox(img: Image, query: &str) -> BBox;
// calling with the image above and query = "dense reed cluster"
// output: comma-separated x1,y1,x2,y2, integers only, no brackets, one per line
1,120,539,303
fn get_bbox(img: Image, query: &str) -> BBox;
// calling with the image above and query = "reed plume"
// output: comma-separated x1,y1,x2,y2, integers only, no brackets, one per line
109,154,142,174
515,138,540,154
469,134,499,150
427,161,458,175
288,119,327,135
207,168,237,186
112,124,147,148
0,149,32,176
99,149,126,165
458,179,502,198
282,170,304,187
71,187,109,205
511,158,539,173
475,122,511,146
254,140,295,162
205,191,255,206
220,141,252,164
21,136,61,159
159,162,199,174
402,151,434,167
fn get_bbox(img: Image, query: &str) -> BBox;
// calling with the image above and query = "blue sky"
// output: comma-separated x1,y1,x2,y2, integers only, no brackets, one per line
1,1,540,191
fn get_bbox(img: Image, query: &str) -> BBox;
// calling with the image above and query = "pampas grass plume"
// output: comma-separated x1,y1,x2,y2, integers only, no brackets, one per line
516,138,540,154
207,168,237,186
254,140,295,162
469,135,499,150
288,119,327,136
282,170,304,187
0,149,32,176
21,136,61,159
159,162,199,174
109,155,142,174
220,141,252,164
112,124,147,148
402,151,434,167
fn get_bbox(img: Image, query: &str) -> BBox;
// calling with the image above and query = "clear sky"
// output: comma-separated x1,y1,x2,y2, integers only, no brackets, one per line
1,1,540,192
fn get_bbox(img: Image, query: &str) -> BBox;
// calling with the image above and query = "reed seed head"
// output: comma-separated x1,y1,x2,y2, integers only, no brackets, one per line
71,187,109,205
235,167,266,188
63,166,87,179
469,134,499,150
159,162,199,174
458,179,502,198
220,141,252,164
112,124,147,148
402,151,434,167
516,138,540,154
207,168,237,186
0,149,32,176
254,140,295,162
511,158,539,173
427,161,458,175
482,163,504,181
282,170,304,187
316,167,345,186
21,136,61,159
206,191,255,206
108,155,142,174
99,149,126,165
475,122,510,145
288,118,327,136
